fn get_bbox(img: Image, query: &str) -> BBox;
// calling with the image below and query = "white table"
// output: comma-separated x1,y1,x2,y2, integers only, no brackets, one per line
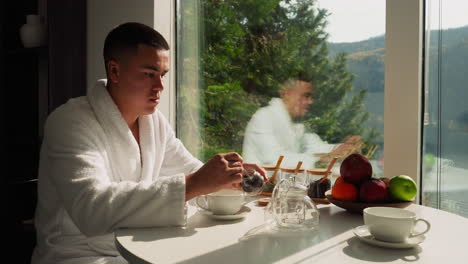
115,200,468,264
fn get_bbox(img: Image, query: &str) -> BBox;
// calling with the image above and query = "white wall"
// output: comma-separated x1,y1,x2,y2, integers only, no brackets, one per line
87,0,175,124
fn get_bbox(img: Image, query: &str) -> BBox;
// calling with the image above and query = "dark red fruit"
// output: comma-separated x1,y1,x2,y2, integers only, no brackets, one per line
359,178,389,203
307,178,331,199
340,153,373,185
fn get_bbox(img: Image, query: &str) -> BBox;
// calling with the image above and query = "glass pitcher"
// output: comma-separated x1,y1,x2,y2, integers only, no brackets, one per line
266,177,320,231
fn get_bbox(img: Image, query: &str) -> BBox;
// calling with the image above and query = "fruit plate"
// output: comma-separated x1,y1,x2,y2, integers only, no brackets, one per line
325,194,413,214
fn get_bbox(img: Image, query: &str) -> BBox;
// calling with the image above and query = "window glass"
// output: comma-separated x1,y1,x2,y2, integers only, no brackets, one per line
423,0,468,217
177,0,385,179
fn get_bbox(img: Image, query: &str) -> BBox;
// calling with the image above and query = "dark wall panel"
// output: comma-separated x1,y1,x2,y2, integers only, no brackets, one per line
48,0,87,112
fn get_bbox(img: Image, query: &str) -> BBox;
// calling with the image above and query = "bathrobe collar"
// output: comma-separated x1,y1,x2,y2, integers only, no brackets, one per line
87,79,155,182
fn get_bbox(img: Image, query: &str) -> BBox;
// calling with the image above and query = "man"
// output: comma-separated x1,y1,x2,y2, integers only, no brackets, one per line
242,78,360,169
32,22,264,264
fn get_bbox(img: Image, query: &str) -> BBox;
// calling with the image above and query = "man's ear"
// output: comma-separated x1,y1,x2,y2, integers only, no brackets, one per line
279,88,289,99
279,88,285,98
107,60,120,83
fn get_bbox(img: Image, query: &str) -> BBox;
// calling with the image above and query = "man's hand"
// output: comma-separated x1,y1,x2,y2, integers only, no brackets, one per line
331,143,355,156
319,135,364,164
343,135,362,145
185,152,243,201
332,135,364,155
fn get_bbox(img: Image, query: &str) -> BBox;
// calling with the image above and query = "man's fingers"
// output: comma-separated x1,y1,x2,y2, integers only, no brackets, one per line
226,166,243,175
224,152,243,162
229,172,243,183
244,163,266,176
345,135,362,144
243,163,268,181
228,160,243,168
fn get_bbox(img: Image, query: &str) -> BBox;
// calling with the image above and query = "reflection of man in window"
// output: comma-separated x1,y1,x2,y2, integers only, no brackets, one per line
242,78,358,168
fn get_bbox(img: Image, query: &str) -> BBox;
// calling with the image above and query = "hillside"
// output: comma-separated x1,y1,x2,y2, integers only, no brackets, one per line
329,25,468,56
327,25,468,157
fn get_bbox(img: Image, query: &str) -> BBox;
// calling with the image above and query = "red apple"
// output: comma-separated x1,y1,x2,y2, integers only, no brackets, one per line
359,178,389,203
340,153,373,185
380,177,390,187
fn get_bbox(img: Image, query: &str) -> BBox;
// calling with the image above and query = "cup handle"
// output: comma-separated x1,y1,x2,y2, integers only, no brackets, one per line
195,196,209,211
410,218,431,238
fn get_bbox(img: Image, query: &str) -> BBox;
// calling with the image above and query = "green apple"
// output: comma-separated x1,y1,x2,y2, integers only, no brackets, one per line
388,175,417,201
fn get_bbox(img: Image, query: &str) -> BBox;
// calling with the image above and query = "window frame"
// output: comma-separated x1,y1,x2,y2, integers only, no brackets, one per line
154,1,177,128
384,0,424,204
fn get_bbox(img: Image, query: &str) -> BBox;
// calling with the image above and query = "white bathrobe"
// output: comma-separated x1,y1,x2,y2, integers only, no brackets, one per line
242,98,337,169
32,80,203,264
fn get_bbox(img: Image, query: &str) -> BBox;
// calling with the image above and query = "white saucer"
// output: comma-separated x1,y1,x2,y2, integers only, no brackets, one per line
353,225,425,249
198,206,250,220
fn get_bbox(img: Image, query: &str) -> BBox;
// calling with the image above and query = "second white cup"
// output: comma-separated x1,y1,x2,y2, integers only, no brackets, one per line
363,207,431,243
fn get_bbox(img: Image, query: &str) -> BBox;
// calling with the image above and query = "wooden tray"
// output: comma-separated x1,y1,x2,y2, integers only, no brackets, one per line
312,197,330,204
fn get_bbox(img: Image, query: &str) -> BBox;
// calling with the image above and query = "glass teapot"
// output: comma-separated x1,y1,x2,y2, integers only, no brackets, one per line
266,177,320,231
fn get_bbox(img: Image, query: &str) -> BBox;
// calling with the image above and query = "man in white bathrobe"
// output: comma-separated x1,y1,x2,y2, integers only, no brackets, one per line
242,79,359,169
32,22,264,264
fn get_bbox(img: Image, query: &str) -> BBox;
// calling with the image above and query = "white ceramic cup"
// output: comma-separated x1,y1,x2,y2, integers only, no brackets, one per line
196,189,245,215
363,207,431,243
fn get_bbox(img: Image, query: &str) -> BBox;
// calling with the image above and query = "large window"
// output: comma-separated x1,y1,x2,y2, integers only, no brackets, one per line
422,0,468,217
176,0,385,177
174,0,468,218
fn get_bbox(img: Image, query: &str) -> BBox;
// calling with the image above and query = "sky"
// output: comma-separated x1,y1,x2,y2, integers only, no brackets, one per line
317,0,468,43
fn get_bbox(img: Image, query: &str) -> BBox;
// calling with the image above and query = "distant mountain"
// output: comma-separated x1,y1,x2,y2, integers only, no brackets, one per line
327,25,468,94
329,25,468,56
426,25,468,51
328,35,385,58
327,25,468,156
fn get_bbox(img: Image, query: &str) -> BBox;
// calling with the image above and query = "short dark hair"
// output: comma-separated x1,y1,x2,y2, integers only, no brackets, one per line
103,22,169,64
280,78,313,94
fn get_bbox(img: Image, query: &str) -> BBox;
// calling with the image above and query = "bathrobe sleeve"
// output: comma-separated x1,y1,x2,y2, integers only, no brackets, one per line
243,106,340,168
303,133,338,156
44,109,189,237
243,109,316,167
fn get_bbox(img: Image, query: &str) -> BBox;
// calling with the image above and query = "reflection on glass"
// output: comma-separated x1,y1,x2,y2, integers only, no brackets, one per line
177,0,385,176
242,79,363,169
423,0,468,217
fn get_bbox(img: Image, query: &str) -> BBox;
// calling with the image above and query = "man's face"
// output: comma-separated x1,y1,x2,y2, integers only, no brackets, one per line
282,81,313,118
109,44,169,116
